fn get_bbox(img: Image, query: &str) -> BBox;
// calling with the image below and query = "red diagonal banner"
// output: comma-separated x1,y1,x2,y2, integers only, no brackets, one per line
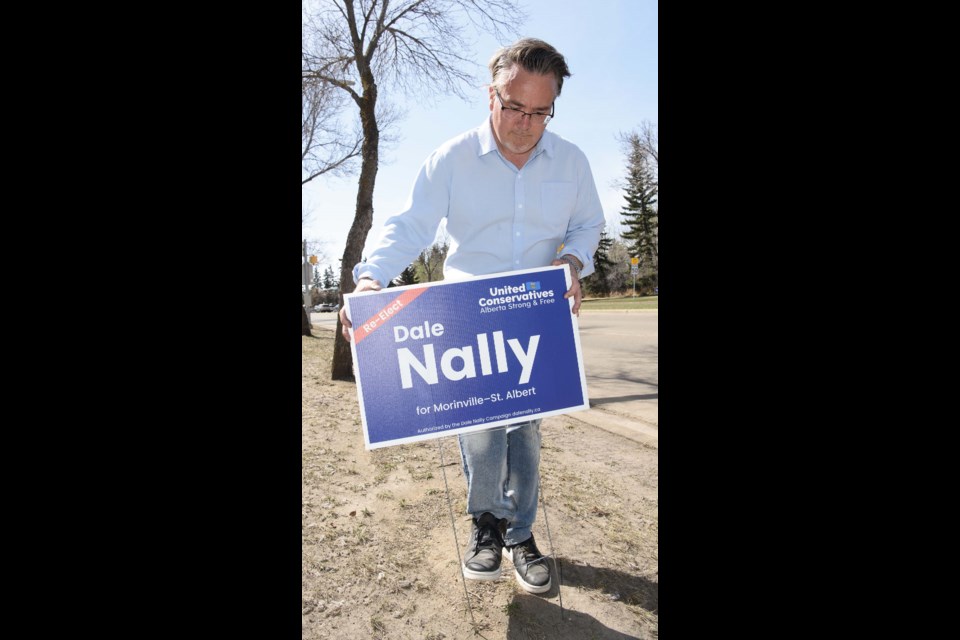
352,287,428,344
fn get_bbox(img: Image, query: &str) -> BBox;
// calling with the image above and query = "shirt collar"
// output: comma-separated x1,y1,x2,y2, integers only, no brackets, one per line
477,118,554,159
477,118,499,156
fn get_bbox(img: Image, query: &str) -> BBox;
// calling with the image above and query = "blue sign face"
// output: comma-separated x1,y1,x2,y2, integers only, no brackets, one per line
346,265,589,449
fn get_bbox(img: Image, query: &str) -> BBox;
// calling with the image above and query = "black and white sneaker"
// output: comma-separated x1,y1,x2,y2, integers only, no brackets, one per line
462,512,506,580
504,535,551,594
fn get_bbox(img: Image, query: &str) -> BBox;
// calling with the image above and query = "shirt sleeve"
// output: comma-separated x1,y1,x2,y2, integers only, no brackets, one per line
352,153,449,285
560,151,605,278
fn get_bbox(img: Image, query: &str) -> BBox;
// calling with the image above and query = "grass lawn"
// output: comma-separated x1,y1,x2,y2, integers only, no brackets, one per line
581,294,658,310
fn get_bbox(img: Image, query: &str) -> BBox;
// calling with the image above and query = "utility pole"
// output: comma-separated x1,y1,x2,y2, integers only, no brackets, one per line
302,240,313,312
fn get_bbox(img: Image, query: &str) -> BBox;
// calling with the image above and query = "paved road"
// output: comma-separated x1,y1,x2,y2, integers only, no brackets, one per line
575,311,658,446
310,309,659,446
310,312,340,330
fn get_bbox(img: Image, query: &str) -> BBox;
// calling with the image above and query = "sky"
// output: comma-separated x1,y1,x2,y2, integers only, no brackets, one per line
302,0,658,273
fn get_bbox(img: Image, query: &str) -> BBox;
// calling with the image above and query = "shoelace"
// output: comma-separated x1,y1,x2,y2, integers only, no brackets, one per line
512,541,546,568
475,525,501,550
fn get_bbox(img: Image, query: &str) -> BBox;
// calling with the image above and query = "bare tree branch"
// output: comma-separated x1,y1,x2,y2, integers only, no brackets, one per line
302,0,524,379
301,73,364,185
616,122,658,189
638,120,658,172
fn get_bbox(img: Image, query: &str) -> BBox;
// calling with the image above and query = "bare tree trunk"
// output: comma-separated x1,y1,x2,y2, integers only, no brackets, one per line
302,304,312,336
332,83,378,380
305,0,523,381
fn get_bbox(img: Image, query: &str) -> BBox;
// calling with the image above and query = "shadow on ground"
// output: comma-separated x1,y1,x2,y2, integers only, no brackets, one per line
503,558,657,639
590,393,659,406
506,593,640,639
559,561,658,612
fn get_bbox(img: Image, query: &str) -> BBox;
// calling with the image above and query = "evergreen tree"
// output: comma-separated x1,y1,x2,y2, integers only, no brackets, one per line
322,266,336,290
583,227,615,296
606,238,632,294
619,131,658,292
391,264,420,287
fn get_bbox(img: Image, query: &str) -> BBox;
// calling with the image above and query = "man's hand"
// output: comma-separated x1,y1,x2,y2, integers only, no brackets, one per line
551,259,582,316
338,278,382,342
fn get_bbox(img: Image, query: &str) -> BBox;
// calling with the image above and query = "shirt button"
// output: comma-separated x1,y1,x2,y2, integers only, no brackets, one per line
516,232,520,236
518,204,523,208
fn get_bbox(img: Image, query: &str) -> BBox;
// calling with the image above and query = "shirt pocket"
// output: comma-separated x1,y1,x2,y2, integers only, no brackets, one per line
539,182,577,235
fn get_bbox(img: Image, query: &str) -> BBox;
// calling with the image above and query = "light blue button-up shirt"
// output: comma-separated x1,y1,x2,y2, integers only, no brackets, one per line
353,118,605,285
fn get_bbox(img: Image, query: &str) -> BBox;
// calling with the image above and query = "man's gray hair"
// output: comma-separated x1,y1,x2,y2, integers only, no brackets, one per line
488,38,571,96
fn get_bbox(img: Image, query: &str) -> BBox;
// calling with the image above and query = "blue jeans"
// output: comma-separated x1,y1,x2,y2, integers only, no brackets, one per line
458,419,541,546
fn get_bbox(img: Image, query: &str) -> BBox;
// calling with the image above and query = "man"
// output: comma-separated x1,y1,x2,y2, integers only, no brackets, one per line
339,38,604,594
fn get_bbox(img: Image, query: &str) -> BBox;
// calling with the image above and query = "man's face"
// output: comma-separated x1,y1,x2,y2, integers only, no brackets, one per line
488,67,557,158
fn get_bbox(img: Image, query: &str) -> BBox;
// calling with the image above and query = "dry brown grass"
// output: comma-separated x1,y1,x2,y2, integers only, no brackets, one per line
302,332,658,639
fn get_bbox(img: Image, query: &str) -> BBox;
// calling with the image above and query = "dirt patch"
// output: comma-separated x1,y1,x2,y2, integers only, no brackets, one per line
302,332,658,639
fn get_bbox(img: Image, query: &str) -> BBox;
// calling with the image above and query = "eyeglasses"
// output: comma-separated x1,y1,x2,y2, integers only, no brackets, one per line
495,90,554,125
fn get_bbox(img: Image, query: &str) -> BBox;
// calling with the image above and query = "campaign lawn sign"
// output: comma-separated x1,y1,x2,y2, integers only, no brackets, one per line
345,265,590,449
